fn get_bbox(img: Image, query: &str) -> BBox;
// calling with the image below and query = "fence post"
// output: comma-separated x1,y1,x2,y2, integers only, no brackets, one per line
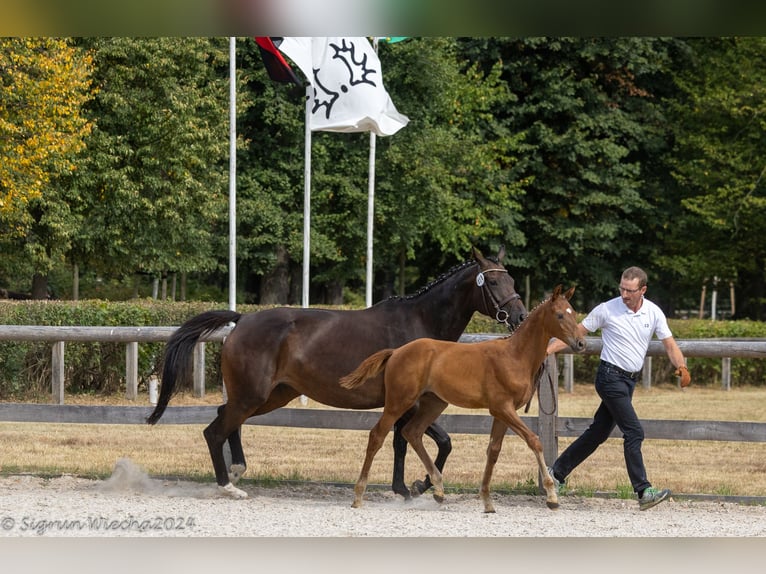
51,341,65,405
193,342,205,398
538,354,559,491
125,342,138,400
642,356,652,389
721,357,731,391
563,354,574,393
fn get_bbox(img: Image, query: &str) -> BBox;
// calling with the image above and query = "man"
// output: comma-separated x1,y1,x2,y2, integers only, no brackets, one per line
546,266,691,510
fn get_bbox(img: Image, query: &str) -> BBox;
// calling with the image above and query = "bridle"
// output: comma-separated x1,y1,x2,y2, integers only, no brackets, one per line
476,267,521,327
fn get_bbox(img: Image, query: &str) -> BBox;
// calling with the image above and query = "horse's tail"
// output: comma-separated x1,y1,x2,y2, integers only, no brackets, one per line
146,310,242,425
339,349,395,389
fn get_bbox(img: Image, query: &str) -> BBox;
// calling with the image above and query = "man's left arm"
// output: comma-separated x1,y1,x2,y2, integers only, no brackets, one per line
662,336,691,387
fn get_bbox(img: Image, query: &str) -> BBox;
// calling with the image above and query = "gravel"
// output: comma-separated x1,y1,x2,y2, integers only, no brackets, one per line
1,458,764,537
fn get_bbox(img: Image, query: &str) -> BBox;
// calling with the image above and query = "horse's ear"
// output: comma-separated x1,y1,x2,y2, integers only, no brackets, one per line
471,246,483,261
497,245,506,263
552,284,563,299
564,286,576,300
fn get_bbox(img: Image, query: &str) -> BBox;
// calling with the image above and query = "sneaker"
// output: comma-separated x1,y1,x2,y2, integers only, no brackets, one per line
547,466,564,494
638,487,671,510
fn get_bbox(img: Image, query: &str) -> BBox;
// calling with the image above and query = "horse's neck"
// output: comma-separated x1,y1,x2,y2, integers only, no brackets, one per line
506,308,550,366
377,267,477,340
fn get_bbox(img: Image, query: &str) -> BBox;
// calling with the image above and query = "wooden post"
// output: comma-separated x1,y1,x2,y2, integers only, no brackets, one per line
642,356,652,389
563,354,574,393
538,354,558,491
721,357,731,391
125,342,138,400
193,342,205,397
51,341,65,405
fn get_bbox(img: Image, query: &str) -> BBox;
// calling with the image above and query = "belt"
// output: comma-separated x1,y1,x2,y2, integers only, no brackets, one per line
600,360,641,381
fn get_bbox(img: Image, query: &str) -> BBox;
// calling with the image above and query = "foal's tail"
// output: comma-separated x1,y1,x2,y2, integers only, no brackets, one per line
339,349,395,389
146,310,242,425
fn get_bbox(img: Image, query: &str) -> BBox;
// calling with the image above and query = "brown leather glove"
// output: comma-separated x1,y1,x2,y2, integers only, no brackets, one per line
675,365,691,388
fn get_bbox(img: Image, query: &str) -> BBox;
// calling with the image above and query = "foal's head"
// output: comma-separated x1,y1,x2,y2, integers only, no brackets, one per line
545,285,586,353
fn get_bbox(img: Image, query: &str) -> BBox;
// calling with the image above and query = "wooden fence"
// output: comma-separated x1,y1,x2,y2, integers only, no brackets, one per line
1,325,765,470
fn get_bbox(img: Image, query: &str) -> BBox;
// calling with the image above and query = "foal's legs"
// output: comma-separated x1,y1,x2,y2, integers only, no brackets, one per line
399,394,449,502
479,418,508,513
352,411,401,508
489,404,560,511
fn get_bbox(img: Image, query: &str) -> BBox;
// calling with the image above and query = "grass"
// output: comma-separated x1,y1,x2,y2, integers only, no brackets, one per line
1,383,765,498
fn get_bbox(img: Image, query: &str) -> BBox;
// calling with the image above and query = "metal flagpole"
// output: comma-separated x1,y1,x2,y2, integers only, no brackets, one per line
228,36,237,313
302,83,312,308
366,130,376,307
365,38,380,308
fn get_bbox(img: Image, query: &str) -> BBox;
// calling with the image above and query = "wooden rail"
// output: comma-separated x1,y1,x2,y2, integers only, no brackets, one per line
0,326,765,469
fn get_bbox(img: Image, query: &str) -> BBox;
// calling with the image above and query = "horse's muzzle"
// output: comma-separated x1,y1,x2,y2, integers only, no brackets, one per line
570,337,587,353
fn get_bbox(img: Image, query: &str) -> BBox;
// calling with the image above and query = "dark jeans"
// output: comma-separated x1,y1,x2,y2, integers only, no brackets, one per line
552,361,651,494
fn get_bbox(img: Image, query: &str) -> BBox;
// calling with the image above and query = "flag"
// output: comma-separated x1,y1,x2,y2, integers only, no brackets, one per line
275,37,409,137
254,37,303,86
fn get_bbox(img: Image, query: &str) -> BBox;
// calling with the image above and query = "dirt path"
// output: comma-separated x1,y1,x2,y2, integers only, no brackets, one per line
0,459,764,537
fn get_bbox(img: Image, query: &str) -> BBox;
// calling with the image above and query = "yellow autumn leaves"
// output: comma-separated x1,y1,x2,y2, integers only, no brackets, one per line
0,38,93,228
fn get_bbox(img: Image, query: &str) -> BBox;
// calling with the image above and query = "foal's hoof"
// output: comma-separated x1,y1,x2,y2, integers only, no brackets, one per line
218,483,248,499
228,464,246,485
546,500,560,510
432,492,445,504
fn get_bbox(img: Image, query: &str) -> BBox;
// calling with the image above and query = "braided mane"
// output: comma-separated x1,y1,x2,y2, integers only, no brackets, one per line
385,257,481,302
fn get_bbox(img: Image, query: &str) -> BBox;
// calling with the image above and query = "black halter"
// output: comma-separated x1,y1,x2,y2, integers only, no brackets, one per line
476,267,521,327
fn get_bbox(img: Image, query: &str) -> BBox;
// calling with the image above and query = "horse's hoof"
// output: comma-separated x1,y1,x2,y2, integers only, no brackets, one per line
483,507,496,514
228,464,246,485
218,483,248,499
432,492,445,504
546,501,560,510
351,500,363,509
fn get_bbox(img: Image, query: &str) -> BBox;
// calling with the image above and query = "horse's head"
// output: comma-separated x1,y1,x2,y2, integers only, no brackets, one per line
546,285,586,353
472,246,528,330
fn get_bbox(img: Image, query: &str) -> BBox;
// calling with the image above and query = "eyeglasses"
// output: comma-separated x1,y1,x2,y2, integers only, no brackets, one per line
618,286,642,294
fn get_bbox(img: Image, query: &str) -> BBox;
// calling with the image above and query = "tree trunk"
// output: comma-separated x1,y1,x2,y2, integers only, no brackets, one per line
72,263,79,301
261,245,290,304
326,280,344,305
180,272,187,301
31,273,49,300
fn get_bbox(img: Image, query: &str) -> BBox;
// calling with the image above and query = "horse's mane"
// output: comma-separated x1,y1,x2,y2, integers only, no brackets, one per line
385,257,483,302
501,293,552,340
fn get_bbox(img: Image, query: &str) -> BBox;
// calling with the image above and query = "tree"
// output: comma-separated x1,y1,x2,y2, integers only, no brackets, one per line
0,38,93,297
371,37,527,296
665,37,766,319
68,38,230,298
461,38,681,308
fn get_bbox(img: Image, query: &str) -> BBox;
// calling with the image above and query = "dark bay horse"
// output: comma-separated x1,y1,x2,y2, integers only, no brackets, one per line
147,247,527,499
340,285,586,512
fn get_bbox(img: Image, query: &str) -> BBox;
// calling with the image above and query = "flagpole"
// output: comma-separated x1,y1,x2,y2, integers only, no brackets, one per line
228,36,237,313
302,83,312,308
366,37,380,308
366,130,376,308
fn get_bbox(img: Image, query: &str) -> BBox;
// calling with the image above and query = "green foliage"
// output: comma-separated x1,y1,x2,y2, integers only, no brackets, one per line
2,36,766,322
68,37,230,281
663,38,766,319
0,38,94,288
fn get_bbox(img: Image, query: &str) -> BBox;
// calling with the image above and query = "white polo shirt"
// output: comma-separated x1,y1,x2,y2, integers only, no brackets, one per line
581,295,673,373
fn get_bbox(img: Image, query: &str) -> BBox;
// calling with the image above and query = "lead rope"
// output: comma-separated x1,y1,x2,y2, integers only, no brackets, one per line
525,362,558,415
